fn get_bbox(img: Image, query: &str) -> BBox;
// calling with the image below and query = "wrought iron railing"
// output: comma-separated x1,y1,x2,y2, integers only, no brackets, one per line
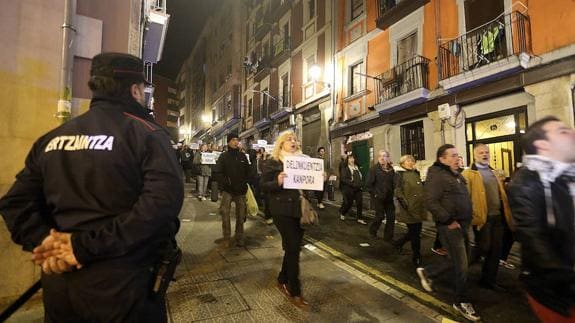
273,38,290,57
438,11,531,80
375,55,430,104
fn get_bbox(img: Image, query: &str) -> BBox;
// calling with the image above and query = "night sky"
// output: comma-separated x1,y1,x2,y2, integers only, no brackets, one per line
154,0,218,80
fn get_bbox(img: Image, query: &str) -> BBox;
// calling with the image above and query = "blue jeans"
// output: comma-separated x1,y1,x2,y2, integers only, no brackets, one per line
425,222,470,303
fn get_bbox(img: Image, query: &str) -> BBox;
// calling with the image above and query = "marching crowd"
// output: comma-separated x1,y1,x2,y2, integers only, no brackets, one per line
0,53,573,323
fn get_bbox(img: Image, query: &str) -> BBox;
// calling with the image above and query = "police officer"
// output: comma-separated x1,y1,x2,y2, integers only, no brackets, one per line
0,52,183,322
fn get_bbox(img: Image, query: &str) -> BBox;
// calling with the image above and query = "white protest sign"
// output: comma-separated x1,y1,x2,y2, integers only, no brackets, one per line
266,144,275,152
282,156,324,191
201,152,218,164
190,143,199,150
252,144,260,149
257,139,268,146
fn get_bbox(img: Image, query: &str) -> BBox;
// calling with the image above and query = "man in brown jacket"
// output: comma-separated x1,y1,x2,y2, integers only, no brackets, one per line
462,143,512,291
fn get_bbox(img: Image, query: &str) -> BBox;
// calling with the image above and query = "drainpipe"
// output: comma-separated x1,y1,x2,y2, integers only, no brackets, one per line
328,0,337,170
56,0,76,124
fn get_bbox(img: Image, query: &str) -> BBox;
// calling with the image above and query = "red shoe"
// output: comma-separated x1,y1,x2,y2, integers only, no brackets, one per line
291,296,310,310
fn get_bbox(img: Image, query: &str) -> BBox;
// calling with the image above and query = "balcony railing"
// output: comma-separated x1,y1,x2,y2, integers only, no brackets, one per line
438,11,531,80
253,55,271,82
375,55,430,104
271,0,292,20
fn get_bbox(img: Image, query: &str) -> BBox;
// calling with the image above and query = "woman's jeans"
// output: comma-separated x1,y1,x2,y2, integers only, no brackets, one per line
197,175,210,197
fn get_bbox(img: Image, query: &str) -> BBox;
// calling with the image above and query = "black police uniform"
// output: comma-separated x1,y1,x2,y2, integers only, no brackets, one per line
0,57,183,322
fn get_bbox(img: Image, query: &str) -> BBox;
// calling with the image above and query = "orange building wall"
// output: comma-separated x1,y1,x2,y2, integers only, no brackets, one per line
528,0,575,55
337,0,346,52
366,0,377,32
423,0,459,89
366,31,391,107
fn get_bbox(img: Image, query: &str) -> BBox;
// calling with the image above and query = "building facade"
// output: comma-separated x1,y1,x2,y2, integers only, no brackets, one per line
152,74,179,141
329,0,575,178
240,0,334,158
178,0,245,149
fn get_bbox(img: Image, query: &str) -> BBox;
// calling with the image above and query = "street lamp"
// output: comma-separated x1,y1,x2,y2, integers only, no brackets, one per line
201,114,211,124
308,64,330,88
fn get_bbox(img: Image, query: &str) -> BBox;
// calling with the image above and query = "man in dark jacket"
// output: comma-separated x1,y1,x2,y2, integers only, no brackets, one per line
0,53,183,322
213,133,251,247
366,150,396,240
508,116,575,321
416,144,480,322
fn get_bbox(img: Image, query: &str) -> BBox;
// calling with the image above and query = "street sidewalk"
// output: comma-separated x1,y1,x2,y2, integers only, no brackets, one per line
168,184,445,322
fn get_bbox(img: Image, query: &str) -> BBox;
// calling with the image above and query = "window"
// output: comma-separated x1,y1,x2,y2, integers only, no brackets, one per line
349,61,364,95
400,121,425,160
248,98,253,117
351,0,363,21
308,0,316,20
397,32,417,65
262,87,269,119
306,55,316,82
281,74,290,107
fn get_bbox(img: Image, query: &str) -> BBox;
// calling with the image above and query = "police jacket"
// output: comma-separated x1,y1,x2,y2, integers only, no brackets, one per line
424,162,472,225
259,159,302,218
0,96,183,267
366,163,395,201
213,148,251,195
508,167,575,316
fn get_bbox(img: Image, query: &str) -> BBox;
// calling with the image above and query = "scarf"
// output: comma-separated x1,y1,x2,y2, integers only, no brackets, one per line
522,155,575,227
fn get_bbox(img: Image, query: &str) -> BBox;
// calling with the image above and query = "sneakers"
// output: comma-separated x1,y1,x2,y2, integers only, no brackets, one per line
340,215,345,221
357,219,367,225
453,303,481,322
416,267,433,292
265,218,274,225
431,247,448,256
499,260,516,269
317,203,325,209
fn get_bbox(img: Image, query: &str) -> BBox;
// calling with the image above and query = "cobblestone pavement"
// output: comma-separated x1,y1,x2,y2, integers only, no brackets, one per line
168,185,442,322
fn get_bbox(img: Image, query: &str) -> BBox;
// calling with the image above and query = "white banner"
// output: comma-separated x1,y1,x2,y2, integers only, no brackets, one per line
190,143,199,150
282,156,324,191
200,152,218,164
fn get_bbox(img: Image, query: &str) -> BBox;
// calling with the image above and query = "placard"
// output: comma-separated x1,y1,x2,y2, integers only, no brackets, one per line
190,143,199,150
200,152,218,164
282,156,324,191
257,139,268,146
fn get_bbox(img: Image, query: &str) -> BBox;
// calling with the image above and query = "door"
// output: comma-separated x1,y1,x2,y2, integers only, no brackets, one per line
352,140,370,183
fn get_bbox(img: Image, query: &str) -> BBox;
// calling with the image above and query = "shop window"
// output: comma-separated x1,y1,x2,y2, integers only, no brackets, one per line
400,121,425,161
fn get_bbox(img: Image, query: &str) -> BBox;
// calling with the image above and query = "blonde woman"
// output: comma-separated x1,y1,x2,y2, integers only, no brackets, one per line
260,130,309,309
393,155,426,266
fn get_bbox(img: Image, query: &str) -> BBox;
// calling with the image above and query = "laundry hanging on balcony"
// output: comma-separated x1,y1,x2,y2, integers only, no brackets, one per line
481,25,503,56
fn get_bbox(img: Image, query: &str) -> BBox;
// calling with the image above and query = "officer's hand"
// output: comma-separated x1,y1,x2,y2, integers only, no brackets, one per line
51,230,82,269
41,256,73,275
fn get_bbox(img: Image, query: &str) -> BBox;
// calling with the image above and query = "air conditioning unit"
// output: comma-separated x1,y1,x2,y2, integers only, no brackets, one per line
438,103,454,120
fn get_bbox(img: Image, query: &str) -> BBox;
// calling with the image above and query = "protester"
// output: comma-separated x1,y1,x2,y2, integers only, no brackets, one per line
416,144,480,321
367,150,396,240
462,143,512,291
181,144,194,183
508,116,575,322
260,130,309,309
193,143,212,201
213,133,252,247
392,155,425,266
256,149,273,224
339,153,367,225
315,146,329,209
0,52,183,322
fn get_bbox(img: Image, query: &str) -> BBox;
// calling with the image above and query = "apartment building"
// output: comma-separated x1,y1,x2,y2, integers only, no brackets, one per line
240,0,333,157
178,0,245,148
152,75,179,141
330,0,575,178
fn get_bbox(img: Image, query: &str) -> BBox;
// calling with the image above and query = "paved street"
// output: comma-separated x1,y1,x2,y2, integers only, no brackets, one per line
168,183,441,322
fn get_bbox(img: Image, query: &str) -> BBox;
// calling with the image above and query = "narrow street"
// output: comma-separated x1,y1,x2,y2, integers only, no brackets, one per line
167,183,440,322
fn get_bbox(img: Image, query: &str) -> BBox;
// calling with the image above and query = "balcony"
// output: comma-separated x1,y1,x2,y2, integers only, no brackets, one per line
253,55,271,82
253,10,272,40
270,91,292,120
271,0,292,21
271,38,290,67
438,11,531,91
376,0,428,30
374,55,430,113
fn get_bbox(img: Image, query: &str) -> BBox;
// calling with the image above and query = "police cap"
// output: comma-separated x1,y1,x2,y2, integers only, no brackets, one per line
90,52,151,85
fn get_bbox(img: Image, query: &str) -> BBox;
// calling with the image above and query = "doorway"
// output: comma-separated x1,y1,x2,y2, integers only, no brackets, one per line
465,106,527,178
351,140,370,181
